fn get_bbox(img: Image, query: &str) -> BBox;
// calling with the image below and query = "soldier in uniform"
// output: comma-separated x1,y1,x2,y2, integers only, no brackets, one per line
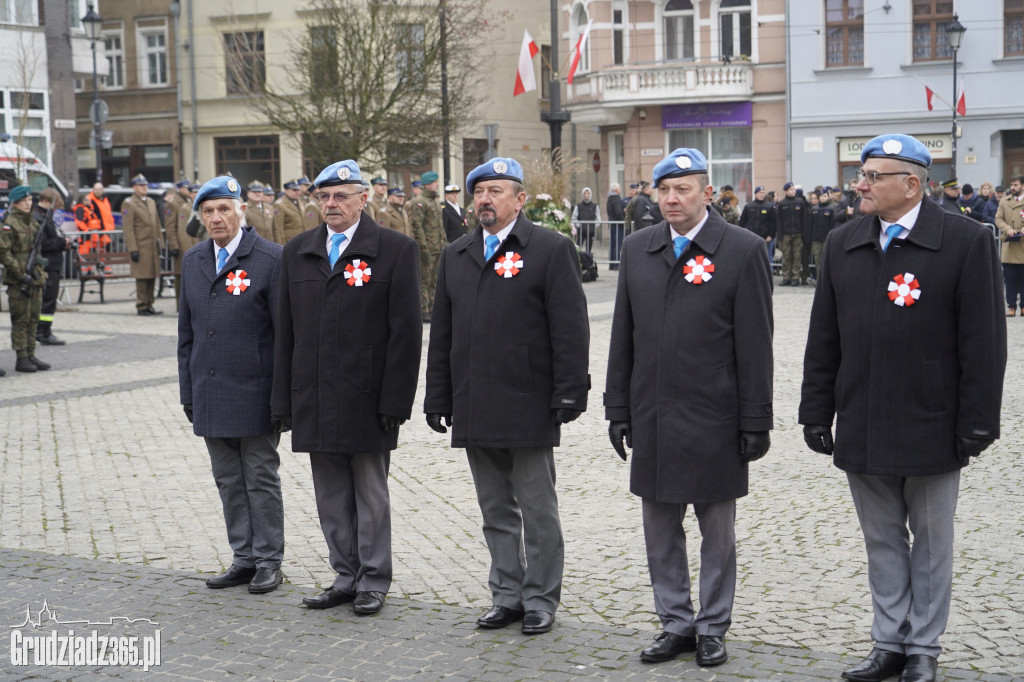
776,182,809,286
245,182,274,242
33,188,70,346
441,183,467,243
808,191,838,283
164,180,189,308
738,186,776,266
272,180,306,245
0,185,50,373
367,177,389,220
122,174,164,316
298,176,323,230
379,187,413,238
409,170,446,322
410,179,423,199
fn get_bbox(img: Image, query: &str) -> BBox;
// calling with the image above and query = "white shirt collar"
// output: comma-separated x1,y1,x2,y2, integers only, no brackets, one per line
213,227,244,273
326,220,359,258
447,200,461,215
879,199,923,248
669,208,710,244
483,218,517,258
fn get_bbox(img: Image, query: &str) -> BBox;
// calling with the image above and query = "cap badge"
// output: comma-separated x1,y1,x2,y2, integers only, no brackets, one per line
675,156,692,170
227,179,238,193
882,139,903,155
338,166,351,181
493,161,508,174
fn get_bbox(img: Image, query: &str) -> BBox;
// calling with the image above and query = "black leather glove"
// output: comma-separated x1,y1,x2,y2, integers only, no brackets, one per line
803,424,834,455
739,431,770,463
553,408,582,425
608,421,632,461
170,249,180,258
426,413,452,433
379,413,406,432
19,273,34,288
956,436,992,463
183,404,193,423
130,251,140,262
271,414,291,433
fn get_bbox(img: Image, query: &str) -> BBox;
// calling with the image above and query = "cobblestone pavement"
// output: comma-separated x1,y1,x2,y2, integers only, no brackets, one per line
1,275,1022,680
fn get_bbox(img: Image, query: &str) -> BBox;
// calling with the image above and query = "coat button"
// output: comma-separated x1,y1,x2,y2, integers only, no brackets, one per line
207,330,214,338
208,369,215,377
211,292,217,298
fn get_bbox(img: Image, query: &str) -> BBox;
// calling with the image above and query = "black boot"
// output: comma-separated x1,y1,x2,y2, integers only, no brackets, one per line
15,357,37,373
28,356,51,371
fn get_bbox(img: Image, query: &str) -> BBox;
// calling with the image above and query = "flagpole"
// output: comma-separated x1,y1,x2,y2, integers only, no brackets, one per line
946,14,967,184
540,0,570,170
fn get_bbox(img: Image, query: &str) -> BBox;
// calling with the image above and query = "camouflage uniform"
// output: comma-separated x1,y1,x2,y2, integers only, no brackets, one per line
0,207,46,360
409,187,446,316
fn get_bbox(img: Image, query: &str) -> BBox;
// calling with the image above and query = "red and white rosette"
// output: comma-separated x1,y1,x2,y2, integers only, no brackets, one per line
344,259,372,287
494,251,524,278
225,270,250,295
887,272,921,307
683,255,714,284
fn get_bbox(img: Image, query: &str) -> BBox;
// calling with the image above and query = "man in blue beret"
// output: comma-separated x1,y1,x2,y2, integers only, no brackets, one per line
605,147,773,668
178,176,286,595
409,170,446,322
425,157,590,635
0,185,50,374
801,134,1006,682
272,159,422,616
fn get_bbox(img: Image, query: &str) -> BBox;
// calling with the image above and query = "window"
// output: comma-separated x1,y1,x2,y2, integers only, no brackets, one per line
613,6,625,65
610,131,625,195
224,31,265,94
719,0,751,60
215,136,280,188
572,4,590,74
1007,0,1024,56
912,0,954,62
665,0,695,61
309,26,339,89
395,23,425,83
0,0,36,25
825,0,863,66
139,25,169,86
0,89,50,166
103,30,125,89
668,126,753,203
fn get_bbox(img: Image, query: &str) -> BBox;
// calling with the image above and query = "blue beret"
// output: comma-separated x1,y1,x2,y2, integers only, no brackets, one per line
653,148,708,186
193,176,242,210
860,133,932,168
176,179,191,188
132,174,149,186
314,160,363,188
421,171,439,185
9,185,31,203
755,186,766,194
465,158,523,193
387,187,405,197
411,180,422,188
783,182,794,191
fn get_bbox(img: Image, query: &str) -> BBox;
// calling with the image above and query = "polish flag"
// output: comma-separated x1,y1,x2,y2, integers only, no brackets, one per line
513,30,539,97
925,86,934,111
567,19,593,85
956,81,966,116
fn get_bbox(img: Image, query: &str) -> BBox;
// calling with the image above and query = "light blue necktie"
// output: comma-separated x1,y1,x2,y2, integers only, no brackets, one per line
882,224,902,252
484,234,500,261
329,233,347,269
216,247,228,273
673,236,690,260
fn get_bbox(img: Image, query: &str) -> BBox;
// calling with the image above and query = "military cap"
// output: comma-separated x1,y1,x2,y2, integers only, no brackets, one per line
860,133,932,168
444,184,461,193
942,178,959,189
8,185,31,203
755,186,766,194
132,174,149,186
421,171,439,185
783,182,794,191
411,180,422,188
387,187,405,197
189,183,201,192
652,148,708,186
996,185,1007,193
176,178,191,188
314,160,364,188
283,179,300,190
465,158,523,194
193,176,242,210
297,177,311,186
247,181,264,192
371,176,387,186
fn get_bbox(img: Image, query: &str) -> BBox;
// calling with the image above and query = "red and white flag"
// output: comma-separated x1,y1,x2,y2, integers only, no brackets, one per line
513,29,539,97
956,81,966,116
567,19,593,84
925,86,935,111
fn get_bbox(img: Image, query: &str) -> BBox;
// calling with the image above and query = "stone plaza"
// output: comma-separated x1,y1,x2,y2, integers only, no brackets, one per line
1,273,1021,680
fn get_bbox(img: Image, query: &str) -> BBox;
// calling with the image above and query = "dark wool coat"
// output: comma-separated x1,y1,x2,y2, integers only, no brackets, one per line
178,227,282,438
271,215,422,453
800,199,1006,476
424,213,590,448
442,202,467,244
604,212,774,504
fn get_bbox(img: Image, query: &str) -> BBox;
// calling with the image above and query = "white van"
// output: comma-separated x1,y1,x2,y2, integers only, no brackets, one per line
0,135,70,208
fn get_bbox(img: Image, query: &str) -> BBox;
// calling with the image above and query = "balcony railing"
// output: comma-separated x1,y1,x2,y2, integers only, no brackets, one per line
569,61,754,106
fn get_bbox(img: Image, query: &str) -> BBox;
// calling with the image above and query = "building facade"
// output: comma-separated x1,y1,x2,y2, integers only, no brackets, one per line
788,0,1024,191
563,0,787,203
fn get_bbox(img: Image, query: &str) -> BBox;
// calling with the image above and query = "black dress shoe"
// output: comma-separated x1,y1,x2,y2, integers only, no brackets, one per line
247,567,283,594
206,565,257,588
476,605,525,629
147,307,164,315
780,279,792,286
39,334,65,346
696,634,728,667
842,648,907,681
15,358,36,373
137,309,153,316
0,366,6,377
899,655,937,682
640,632,697,662
521,610,554,634
28,356,50,370
352,591,386,615
302,587,355,609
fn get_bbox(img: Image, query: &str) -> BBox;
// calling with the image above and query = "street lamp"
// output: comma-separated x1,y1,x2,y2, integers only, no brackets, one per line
945,14,966,183
82,3,104,183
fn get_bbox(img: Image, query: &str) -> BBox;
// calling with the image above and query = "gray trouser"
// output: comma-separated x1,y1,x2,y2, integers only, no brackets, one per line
847,470,960,658
642,497,737,638
204,433,284,569
310,451,392,594
466,446,564,613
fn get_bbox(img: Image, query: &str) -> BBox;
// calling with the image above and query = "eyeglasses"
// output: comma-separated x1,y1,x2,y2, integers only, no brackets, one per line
857,170,910,186
318,190,364,203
